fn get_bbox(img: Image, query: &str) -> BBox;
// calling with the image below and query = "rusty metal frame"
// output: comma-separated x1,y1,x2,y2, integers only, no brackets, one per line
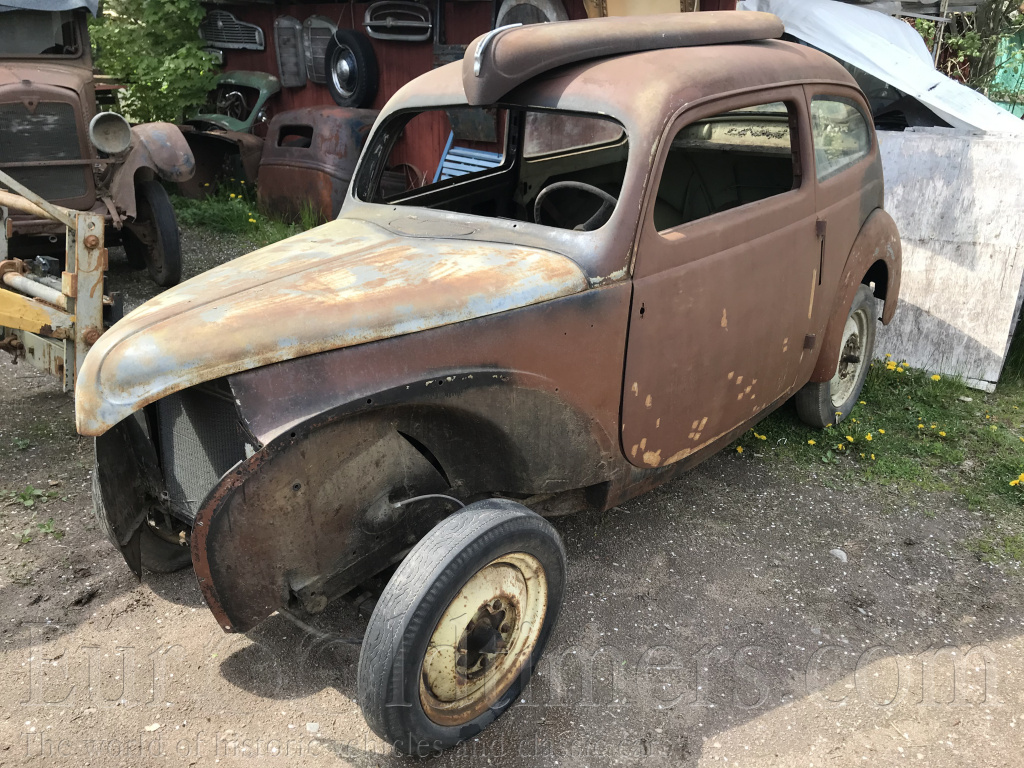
0,168,106,390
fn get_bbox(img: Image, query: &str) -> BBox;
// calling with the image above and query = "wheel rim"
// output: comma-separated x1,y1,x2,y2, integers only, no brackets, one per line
419,552,547,726
830,306,869,408
330,46,357,99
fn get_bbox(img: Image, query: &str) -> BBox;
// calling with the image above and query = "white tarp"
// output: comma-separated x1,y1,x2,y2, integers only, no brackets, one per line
738,0,1024,134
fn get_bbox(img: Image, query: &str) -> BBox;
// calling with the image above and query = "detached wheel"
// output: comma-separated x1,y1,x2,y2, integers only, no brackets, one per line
325,29,378,108
796,284,877,428
123,180,182,287
92,469,193,573
358,499,565,755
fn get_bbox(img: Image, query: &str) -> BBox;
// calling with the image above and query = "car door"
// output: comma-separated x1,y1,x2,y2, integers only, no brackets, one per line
621,87,820,469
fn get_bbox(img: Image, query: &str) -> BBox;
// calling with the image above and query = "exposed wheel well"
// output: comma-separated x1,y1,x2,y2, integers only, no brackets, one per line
862,258,888,301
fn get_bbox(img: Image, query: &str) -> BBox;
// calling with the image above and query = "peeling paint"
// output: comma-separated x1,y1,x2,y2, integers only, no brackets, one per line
642,449,662,466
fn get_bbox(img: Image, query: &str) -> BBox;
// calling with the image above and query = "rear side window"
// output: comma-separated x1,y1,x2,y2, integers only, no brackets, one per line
810,97,871,182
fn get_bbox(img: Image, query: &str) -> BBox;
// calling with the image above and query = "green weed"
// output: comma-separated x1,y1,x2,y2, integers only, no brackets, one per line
171,184,300,248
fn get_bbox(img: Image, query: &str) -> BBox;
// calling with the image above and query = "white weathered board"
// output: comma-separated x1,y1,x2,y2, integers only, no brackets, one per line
876,128,1024,392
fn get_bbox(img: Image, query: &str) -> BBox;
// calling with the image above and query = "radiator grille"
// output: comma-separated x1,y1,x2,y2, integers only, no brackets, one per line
303,17,337,84
200,10,265,50
0,101,87,200
156,386,252,521
274,16,306,88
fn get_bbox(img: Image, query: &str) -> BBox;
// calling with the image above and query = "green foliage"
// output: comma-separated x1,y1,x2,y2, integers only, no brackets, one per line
90,0,220,123
171,182,302,248
732,359,1024,560
12,437,30,451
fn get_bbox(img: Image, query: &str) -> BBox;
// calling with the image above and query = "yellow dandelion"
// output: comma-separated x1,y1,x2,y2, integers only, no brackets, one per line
931,374,941,381
807,439,816,445
736,446,743,454
870,454,875,460
939,431,946,437
240,180,245,185
991,425,998,431
1012,478,1020,487
878,429,885,434
203,182,210,187
860,453,865,458
918,424,924,429
896,367,904,373
229,193,236,199
886,362,897,371
248,217,257,223
837,444,845,451
846,436,854,442
859,401,866,405
753,432,767,440
931,424,936,429
865,434,873,441
885,353,892,359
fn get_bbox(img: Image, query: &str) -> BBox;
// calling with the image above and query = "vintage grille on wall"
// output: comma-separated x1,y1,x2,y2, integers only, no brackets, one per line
274,16,307,88
303,16,338,84
0,101,87,200
156,384,253,522
199,10,265,50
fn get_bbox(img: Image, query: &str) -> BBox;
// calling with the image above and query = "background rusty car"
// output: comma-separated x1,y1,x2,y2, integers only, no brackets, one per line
76,12,900,755
0,0,195,287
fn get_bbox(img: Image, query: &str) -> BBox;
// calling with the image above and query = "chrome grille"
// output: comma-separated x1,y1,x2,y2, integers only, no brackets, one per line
0,101,87,200
274,16,306,88
200,10,265,50
156,385,253,522
303,16,337,84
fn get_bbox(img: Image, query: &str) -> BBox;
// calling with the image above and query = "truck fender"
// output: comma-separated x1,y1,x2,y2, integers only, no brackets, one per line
111,123,196,219
810,208,902,382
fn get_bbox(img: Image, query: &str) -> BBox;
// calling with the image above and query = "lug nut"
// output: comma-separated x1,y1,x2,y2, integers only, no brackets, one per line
83,234,100,249
82,327,101,345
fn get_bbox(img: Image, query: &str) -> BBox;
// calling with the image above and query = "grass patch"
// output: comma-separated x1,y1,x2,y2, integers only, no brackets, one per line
734,352,1024,559
170,180,309,248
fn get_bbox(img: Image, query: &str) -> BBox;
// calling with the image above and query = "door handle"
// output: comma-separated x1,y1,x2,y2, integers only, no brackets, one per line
815,219,827,285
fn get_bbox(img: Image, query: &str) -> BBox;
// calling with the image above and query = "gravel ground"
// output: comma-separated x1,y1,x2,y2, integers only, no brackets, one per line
1,229,1021,767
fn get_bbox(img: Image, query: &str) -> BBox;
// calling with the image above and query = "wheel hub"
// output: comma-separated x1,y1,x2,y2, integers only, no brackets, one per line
830,307,868,408
419,553,547,726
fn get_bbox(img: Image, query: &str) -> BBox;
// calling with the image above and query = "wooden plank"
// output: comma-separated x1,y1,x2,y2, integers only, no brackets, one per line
875,129,1024,390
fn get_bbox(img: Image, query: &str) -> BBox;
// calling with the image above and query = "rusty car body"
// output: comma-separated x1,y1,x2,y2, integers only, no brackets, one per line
0,1,195,286
76,11,900,752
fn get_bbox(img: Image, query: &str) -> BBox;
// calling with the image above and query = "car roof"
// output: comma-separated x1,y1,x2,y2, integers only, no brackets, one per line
383,38,859,136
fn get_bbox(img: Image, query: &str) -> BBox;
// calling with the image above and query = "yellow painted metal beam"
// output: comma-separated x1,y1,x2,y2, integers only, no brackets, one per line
0,288,73,338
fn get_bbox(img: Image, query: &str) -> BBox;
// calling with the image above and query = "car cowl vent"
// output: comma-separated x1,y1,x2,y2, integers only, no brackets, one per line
200,10,265,51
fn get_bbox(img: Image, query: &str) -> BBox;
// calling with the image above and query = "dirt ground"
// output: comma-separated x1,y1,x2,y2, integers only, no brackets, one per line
1,232,1021,767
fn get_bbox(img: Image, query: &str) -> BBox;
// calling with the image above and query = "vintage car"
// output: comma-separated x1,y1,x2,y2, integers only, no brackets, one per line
77,12,901,755
0,0,195,286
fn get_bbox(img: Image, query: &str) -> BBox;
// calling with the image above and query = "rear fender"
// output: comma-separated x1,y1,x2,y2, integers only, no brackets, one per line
811,208,902,382
110,123,196,218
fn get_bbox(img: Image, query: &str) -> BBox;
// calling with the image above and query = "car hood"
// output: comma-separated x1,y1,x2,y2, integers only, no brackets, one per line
0,62,91,93
75,217,589,435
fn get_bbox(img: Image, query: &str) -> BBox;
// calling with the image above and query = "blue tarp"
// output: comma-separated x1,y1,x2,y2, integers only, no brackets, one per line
0,1,99,15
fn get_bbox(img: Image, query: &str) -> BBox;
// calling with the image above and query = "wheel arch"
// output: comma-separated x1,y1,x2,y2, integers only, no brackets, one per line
193,369,616,632
810,208,902,382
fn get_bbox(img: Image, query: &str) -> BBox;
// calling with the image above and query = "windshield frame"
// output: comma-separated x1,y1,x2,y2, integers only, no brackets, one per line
352,103,631,234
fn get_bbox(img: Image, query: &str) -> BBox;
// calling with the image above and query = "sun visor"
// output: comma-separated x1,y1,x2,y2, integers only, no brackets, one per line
462,11,784,106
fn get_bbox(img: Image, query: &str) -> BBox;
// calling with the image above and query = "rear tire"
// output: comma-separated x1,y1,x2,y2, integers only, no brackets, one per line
123,180,182,288
358,499,566,755
795,284,877,428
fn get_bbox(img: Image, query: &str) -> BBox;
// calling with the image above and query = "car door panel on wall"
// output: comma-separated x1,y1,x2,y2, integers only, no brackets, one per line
621,88,820,469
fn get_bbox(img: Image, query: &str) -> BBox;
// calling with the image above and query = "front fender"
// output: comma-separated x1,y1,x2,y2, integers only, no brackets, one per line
193,369,617,632
811,208,902,382
110,123,196,218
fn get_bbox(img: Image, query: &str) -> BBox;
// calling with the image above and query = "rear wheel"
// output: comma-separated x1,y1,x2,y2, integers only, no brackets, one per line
123,180,182,287
357,499,565,755
795,284,877,428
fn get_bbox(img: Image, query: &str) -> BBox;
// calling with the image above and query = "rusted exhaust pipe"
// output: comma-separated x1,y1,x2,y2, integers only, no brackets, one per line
1,272,67,310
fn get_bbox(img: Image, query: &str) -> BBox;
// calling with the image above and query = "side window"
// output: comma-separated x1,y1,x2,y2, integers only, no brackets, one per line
810,97,871,182
654,102,796,233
